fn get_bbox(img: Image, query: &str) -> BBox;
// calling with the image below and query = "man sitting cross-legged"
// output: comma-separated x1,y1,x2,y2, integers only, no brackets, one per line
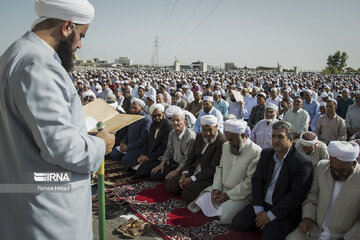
165,115,226,203
188,119,262,224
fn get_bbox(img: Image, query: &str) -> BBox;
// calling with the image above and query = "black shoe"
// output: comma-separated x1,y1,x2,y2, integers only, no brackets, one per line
105,204,129,219
131,174,144,180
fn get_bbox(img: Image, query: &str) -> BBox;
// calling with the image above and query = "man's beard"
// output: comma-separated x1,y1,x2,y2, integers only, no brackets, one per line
56,31,76,72
229,137,244,156
202,129,218,144
153,117,164,128
330,169,353,181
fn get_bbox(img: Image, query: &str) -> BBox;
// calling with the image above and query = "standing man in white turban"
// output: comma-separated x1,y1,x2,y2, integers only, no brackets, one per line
188,119,262,224
287,141,360,240
0,1,115,239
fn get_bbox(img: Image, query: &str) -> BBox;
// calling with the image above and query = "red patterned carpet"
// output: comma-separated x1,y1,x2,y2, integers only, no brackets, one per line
113,181,262,240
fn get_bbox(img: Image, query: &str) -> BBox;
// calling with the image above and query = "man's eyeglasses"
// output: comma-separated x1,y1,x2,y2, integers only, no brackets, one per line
152,114,162,118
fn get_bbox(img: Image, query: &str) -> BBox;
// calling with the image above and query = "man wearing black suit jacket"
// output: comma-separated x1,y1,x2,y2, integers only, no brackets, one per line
133,104,172,178
232,121,313,240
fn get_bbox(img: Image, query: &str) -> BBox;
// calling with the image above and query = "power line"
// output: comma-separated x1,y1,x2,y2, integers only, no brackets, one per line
173,0,224,51
160,0,178,43
159,0,172,38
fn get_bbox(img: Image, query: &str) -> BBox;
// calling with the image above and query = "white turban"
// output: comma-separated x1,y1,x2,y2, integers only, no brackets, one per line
165,105,181,118
200,115,218,126
300,132,318,147
224,119,247,134
203,96,214,102
33,0,95,29
328,141,359,162
149,104,165,115
265,103,278,112
213,90,221,95
146,93,156,102
131,98,145,108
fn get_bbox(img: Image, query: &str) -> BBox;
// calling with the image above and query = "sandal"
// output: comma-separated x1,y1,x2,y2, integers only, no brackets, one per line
116,218,136,234
122,219,151,239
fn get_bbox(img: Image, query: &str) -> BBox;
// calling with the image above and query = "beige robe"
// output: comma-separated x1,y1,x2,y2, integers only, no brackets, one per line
286,160,360,240
295,141,329,171
188,139,262,224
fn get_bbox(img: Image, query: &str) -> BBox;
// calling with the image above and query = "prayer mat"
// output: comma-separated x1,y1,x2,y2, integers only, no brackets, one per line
92,161,135,187
112,181,262,240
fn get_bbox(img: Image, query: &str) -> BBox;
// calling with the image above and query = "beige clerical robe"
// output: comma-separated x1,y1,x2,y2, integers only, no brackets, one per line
286,160,360,240
188,139,262,224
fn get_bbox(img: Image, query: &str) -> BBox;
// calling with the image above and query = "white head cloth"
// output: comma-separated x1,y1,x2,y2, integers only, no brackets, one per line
203,96,214,102
265,103,278,112
224,119,247,134
149,104,165,115
131,98,145,108
320,102,326,107
213,90,221,95
300,132,318,147
165,105,181,118
33,0,95,29
328,141,359,162
200,115,218,126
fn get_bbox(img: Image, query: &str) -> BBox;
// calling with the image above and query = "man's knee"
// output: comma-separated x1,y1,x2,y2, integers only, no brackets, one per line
165,179,181,194
181,189,197,203
231,205,255,232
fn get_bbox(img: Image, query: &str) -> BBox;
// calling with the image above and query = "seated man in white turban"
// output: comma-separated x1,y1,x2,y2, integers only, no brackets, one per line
166,115,226,203
194,96,224,133
250,103,279,149
286,141,360,240
131,104,173,179
188,119,262,224
295,131,329,171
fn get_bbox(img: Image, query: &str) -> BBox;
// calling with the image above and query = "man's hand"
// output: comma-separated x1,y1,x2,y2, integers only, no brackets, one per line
179,177,192,189
255,211,271,230
211,189,221,201
214,192,229,203
151,162,165,174
299,217,313,234
119,143,127,152
96,129,115,155
137,155,149,164
165,169,179,180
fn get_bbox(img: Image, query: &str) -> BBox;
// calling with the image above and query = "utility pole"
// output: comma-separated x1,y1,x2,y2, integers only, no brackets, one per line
151,36,159,67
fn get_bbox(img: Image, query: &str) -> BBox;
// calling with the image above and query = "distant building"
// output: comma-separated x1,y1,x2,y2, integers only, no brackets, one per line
190,60,207,72
174,59,180,72
225,62,237,71
115,57,132,66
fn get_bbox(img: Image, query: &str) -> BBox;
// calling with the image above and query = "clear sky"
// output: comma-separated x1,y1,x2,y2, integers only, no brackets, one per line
0,0,359,71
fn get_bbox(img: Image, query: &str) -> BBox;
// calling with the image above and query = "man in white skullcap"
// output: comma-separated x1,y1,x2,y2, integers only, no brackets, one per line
132,104,172,179
188,119,262,224
109,98,152,170
266,87,282,106
251,103,279,149
244,86,260,120
295,131,329,171
0,1,115,239
173,91,187,109
166,115,226,203
193,96,224,133
287,141,360,240
182,84,195,104
315,99,347,144
213,90,229,117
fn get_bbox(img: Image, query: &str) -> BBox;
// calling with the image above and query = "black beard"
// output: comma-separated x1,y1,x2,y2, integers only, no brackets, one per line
56,31,76,72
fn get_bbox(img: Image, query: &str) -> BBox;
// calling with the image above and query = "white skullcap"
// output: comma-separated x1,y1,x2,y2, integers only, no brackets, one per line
149,103,165,115
328,141,359,162
175,92,182,96
327,98,337,105
304,89,312,94
81,90,92,99
146,93,156,102
131,98,145,108
321,92,328,98
165,105,181,118
265,103,278,112
300,132,318,147
203,96,214,102
257,92,266,98
224,119,247,134
33,0,95,29
138,84,145,90
253,86,260,92
320,102,326,107
182,84,189,89
213,90,221,95
270,87,278,92
200,115,218,126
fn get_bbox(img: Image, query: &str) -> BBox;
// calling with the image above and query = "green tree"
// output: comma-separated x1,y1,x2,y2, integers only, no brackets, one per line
324,51,348,74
